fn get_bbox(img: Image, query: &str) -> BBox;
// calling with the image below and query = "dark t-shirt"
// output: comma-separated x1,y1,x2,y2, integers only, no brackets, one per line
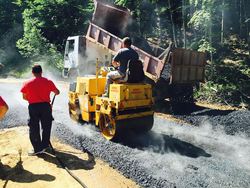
20,77,58,104
113,47,139,74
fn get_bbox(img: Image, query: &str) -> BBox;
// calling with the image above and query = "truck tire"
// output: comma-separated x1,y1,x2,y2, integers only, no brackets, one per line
169,84,195,113
170,84,194,103
144,77,170,102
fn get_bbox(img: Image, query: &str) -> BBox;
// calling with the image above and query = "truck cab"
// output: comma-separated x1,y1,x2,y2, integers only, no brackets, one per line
63,36,84,78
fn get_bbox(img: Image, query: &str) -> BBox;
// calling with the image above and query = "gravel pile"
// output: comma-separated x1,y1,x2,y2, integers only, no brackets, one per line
175,109,250,137
0,107,28,129
212,110,250,136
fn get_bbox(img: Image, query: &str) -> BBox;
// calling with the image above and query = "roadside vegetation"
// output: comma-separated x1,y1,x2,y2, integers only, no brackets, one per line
0,0,249,107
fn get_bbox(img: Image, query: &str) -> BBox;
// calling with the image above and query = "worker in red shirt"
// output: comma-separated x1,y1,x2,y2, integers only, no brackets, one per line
21,64,60,156
0,96,8,120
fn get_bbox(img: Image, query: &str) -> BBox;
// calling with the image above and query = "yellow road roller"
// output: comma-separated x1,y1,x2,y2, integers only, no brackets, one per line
68,60,154,141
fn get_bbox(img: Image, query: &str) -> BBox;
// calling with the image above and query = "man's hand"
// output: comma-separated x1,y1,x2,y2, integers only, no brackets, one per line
0,105,8,120
22,93,28,101
112,61,120,68
53,89,60,95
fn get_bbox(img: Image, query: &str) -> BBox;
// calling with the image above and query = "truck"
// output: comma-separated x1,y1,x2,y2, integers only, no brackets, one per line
65,0,206,140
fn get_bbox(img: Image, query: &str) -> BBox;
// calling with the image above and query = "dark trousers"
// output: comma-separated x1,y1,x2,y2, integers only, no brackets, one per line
28,102,53,152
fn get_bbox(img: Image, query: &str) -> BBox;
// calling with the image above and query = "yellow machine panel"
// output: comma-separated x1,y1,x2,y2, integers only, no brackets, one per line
109,83,152,101
76,76,106,95
68,91,78,104
81,111,92,122
78,95,96,112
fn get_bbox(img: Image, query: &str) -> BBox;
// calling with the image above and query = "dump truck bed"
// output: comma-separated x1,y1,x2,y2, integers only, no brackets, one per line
86,22,206,84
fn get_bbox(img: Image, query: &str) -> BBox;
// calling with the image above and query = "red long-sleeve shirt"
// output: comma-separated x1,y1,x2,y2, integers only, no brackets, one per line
20,77,58,104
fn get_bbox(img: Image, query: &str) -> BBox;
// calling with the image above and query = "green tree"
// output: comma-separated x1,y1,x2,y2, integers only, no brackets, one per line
188,0,221,61
0,0,23,72
16,0,94,69
0,0,22,36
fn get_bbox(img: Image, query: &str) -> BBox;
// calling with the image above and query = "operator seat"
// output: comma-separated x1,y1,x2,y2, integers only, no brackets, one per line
114,59,145,84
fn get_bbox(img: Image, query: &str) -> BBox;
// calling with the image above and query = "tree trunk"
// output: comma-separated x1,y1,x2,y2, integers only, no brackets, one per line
210,25,213,63
168,0,177,47
155,4,162,44
239,0,242,37
209,7,213,63
243,0,249,40
182,0,187,48
221,0,225,44
248,35,250,60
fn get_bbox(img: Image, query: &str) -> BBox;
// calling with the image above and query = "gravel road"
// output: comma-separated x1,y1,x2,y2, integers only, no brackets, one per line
1,80,250,188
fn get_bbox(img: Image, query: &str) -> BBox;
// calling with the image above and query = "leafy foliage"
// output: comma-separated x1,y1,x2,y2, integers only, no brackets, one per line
16,0,94,69
195,37,250,106
0,0,25,75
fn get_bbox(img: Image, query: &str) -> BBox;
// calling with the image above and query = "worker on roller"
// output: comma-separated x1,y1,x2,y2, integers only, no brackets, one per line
0,96,8,120
102,37,139,97
20,64,60,156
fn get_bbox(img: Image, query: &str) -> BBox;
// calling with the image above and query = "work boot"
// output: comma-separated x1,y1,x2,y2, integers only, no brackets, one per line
43,147,54,154
28,149,44,156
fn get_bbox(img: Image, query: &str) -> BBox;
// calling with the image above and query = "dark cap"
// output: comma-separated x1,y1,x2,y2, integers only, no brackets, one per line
32,64,42,74
122,37,132,47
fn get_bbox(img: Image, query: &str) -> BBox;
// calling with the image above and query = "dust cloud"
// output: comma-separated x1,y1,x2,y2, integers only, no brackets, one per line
154,117,250,168
127,117,250,187
77,46,101,76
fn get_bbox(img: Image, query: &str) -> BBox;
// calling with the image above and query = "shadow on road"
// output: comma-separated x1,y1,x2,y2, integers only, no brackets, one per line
122,131,211,158
39,149,96,170
0,159,55,187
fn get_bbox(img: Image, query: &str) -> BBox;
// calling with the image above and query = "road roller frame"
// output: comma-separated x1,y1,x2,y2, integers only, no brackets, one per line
68,60,154,140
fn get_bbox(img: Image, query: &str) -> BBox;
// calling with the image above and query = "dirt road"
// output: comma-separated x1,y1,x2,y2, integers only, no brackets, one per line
0,79,139,188
1,79,250,187
0,127,139,188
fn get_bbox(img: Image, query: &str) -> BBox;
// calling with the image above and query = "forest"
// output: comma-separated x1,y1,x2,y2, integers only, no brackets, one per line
0,0,249,107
